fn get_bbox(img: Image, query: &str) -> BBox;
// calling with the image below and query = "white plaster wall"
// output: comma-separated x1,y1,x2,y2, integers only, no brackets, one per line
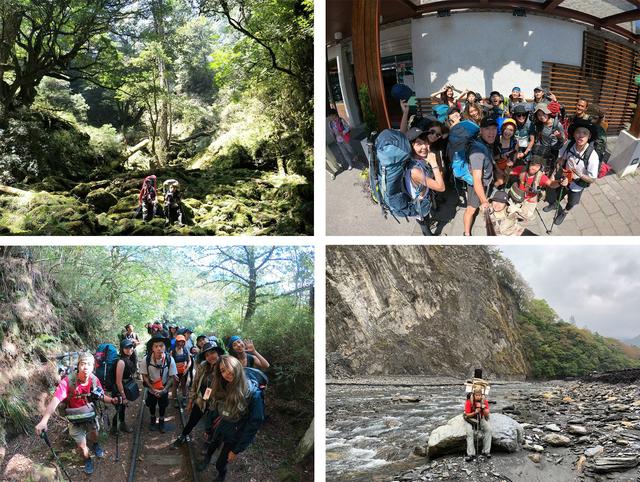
410,12,585,99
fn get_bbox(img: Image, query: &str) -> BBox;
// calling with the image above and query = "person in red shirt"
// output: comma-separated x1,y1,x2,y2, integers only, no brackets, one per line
509,155,566,221
463,387,492,461
35,352,122,475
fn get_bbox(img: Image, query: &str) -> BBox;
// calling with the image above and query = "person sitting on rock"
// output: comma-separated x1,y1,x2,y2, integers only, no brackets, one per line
139,175,157,222
463,386,492,461
164,181,185,227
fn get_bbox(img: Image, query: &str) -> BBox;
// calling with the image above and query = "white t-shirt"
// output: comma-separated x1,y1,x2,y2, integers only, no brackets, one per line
558,142,599,192
139,353,177,385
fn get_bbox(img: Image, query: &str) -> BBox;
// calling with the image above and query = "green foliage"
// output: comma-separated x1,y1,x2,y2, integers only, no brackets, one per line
358,84,378,135
518,299,640,379
82,124,123,163
32,78,90,123
0,386,31,436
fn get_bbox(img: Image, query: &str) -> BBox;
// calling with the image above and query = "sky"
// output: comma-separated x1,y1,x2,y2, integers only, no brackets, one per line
500,246,640,341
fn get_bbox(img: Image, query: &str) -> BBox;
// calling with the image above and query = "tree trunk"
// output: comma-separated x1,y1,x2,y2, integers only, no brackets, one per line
151,0,169,166
242,248,257,329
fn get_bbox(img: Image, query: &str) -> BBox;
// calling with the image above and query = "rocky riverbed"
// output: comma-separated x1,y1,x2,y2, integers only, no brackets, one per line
326,377,640,481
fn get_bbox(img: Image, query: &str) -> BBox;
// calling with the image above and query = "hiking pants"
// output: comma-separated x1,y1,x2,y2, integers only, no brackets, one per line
181,404,205,437
205,437,233,478
546,187,583,211
465,418,492,456
166,204,183,225
336,141,355,168
142,201,156,221
146,391,169,419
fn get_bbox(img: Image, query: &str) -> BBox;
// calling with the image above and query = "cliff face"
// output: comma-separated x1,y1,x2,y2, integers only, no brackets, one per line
326,245,529,379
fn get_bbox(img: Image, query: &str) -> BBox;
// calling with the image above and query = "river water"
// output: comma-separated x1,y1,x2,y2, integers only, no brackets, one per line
326,378,558,481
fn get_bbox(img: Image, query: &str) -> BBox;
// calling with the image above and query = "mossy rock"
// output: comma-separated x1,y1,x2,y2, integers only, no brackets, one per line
71,179,111,199
108,194,139,215
37,176,76,192
85,189,118,213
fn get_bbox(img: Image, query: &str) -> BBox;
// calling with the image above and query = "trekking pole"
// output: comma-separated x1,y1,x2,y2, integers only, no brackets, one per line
534,207,549,234
547,186,564,234
475,411,480,462
41,430,73,482
115,402,121,462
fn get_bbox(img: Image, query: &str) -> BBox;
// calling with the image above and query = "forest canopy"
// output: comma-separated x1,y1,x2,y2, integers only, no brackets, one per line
0,0,313,235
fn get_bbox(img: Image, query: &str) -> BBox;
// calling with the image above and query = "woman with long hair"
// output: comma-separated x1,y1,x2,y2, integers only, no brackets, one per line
463,102,483,126
197,356,265,480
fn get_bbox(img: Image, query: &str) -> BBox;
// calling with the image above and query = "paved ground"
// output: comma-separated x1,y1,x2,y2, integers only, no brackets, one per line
326,161,640,236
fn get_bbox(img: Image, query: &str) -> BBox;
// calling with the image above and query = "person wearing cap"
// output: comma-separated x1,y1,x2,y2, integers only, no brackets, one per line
512,104,533,162
446,106,462,128
530,102,565,171
509,156,567,221
486,190,524,236
483,91,506,119
495,118,518,188
112,338,137,434
35,352,122,475
171,334,192,407
171,341,226,449
463,386,492,461
531,86,545,114
120,323,141,346
403,124,446,235
463,117,497,236
227,336,270,370
543,119,599,225
195,334,210,363
140,333,177,432
507,86,526,116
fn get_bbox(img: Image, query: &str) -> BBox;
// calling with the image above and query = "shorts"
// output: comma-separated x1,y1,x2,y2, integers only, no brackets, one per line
467,183,491,209
67,418,99,445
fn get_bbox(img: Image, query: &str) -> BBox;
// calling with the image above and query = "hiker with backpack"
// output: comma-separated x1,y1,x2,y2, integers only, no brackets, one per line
543,119,599,226
530,103,565,172
164,181,186,227
139,333,177,432
506,86,526,116
463,386,492,461
120,323,141,346
171,334,192,408
197,355,265,480
463,117,498,236
171,341,226,449
35,352,123,475
328,108,356,170
138,175,158,222
512,104,533,163
227,336,270,370
111,339,138,435
494,118,518,188
404,126,446,235
508,155,567,221
483,91,506,119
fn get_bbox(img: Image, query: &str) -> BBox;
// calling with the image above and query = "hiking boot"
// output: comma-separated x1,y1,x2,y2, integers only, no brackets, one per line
197,455,212,472
158,419,166,433
464,455,475,462
120,421,133,433
542,203,556,213
84,457,94,474
214,470,227,482
149,417,157,430
92,443,104,458
171,435,186,449
554,209,567,225
110,422,119,435
484,453,492,459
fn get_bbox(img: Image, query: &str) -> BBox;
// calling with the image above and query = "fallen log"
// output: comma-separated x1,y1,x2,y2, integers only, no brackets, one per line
0,185,30,196
589,456,639,473
127,138,150,155
171,130,213,144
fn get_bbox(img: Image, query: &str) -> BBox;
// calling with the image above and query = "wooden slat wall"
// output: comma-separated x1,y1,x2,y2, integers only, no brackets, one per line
541,32,640,135
352,0,391,131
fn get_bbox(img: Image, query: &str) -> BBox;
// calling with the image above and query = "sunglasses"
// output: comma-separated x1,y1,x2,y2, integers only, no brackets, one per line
427,130,442,138
515,113,527,117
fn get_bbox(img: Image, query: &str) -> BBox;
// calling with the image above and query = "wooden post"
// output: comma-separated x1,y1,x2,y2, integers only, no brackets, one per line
630,81,640,138
352,0,390,131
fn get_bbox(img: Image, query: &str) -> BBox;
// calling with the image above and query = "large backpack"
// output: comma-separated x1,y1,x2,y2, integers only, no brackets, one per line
560,140,600,186
432,104,450,123
448,120,480,185
245,367,268,393
139,175,157,206
94,343,119,392
368,129,431,221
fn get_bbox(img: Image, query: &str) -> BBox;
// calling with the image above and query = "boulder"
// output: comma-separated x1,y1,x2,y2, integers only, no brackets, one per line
425,414,523,458
542,433,571,447
567,425,588,435
544,423,561,432
528,453,542,463
584,445,604,457
85,189,118,213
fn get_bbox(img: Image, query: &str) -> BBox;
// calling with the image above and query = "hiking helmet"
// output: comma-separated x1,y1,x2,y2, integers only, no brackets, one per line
201,341,225,357
568,119,598,141
120,338,135,350
501,118,517,133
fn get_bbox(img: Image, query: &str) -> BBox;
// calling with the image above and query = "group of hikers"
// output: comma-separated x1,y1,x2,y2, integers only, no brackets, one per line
330,83,609,236
137,175,187,226
35,321,269,481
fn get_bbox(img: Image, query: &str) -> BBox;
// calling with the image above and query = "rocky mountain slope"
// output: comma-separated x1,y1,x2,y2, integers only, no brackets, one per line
326,245,529,379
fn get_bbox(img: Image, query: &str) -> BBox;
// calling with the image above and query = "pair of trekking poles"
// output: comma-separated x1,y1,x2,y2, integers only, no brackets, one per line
40,403,124,482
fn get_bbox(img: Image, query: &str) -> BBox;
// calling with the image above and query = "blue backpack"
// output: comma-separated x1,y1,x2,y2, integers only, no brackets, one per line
94,343,119,392
432,104,450,123
448,120,480,186
368,129,431,221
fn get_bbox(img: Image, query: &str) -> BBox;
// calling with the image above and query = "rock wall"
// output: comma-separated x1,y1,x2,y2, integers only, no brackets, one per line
326,245,529,378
